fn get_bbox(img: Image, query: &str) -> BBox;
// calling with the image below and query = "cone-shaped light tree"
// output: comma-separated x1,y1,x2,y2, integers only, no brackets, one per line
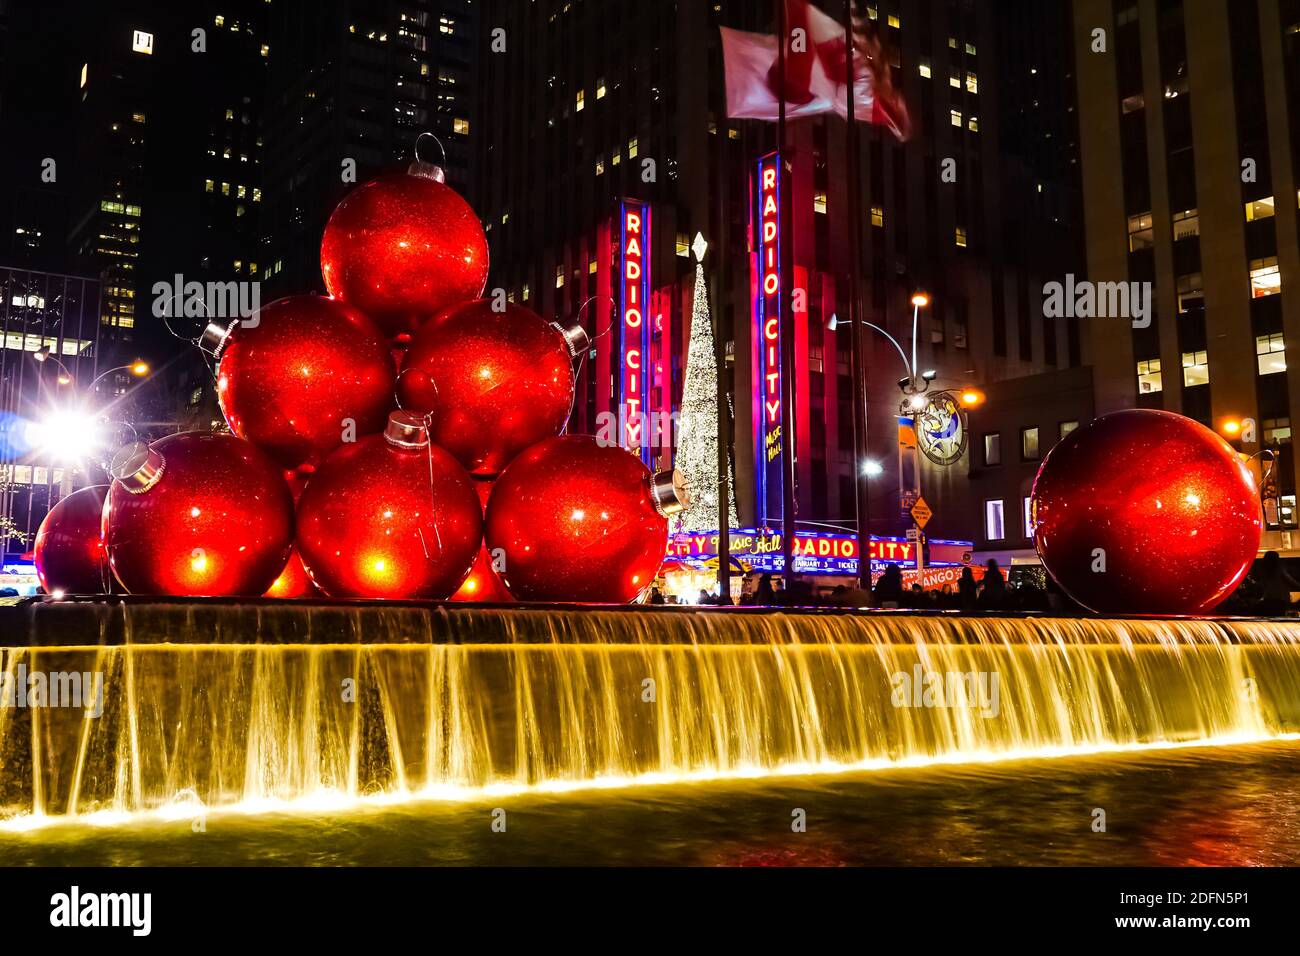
672,236,739,533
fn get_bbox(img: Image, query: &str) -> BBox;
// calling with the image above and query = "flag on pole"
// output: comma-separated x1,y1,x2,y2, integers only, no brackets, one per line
720,0,910,140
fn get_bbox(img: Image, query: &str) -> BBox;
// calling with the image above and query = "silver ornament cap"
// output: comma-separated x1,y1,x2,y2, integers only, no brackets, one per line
551,321,591,358
197,318,237,358
649,469,689,517
384,410,430,449
110,441,166,494
407,159,446,183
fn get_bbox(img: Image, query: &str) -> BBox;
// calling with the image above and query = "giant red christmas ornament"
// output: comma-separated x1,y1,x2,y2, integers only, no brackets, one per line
296,411,483,599
264,547,318,599
33,485,110,594
1031,409,1262,615
485,437,687,603
320,162,488,337
203,294,395,472
451,479,514,602
398,300,587,475
103,433,295,596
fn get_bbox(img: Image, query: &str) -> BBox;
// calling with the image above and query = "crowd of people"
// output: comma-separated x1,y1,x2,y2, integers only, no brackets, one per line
647,559,1076,611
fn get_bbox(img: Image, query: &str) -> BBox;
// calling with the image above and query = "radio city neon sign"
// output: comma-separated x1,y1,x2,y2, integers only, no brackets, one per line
620,200,651,459
759,161,781,431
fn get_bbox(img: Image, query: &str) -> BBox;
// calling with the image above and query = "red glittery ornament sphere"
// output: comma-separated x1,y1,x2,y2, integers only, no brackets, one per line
264,546,319,599
33,485,110,594
296,412,483,599
450,479,514,602
398,300,581,476
320,169,488,337
485,437,686,603
211,295,395,472
1031,409,1262,615
103,433,295,596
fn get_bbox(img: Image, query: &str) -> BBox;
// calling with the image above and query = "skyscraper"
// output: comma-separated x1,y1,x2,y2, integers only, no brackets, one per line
1073,0,1300,552
261,0,479,299
478,0,1076,554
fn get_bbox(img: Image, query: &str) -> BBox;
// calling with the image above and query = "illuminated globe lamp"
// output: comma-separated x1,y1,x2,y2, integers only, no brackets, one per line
1030,408,1263,615
33,485,111,595
397,300,589,476
295,411,483,600
103,433,296,596
485,436,689,604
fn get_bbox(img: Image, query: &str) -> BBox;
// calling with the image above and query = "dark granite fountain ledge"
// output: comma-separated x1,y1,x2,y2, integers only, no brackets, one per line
1,595,1296,647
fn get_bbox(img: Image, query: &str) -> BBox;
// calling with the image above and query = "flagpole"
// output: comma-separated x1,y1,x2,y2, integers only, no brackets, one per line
777,0,799,595
842,0,870,592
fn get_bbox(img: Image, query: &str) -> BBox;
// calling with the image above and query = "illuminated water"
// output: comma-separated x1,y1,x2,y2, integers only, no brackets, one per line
2,602,1299,863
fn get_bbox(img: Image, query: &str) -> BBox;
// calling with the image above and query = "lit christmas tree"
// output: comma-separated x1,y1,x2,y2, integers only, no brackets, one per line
673,234,739,533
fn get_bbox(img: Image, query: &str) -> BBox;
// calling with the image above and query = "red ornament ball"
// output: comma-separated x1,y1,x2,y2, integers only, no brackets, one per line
320,168,488,337
34,485,110,594
1031,409,1262,615
296,412,483,599
450,479,514,603
210,295,395,472
103,433,295,596
264,547,320,599
485,437,687,603
398,300,583,476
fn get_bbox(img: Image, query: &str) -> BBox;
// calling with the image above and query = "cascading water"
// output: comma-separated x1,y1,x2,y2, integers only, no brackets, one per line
2,601,1300,826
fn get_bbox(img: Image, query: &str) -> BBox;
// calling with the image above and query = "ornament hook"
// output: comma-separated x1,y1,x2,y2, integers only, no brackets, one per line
410,132,448,182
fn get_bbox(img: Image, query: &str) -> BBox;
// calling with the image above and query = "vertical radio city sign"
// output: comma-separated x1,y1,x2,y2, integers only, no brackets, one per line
752,153,783,527
618,199,652,464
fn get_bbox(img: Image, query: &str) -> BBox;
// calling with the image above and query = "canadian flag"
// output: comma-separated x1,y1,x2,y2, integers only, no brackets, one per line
721,0,910,140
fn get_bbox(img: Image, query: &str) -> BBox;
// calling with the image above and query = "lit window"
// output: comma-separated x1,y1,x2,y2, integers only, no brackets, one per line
984,499,1006,541
522,283,530,300
813,191,827,214
555,265,565,289
225,108,234,121
1246,196,1276,221
1250,256,1282,297
589,259,598,275
237,184,246,199
1172,208,1199,240
949,37,958,49
1257,332,1287,375
1264,417,1292,445
596,78,606,99
252,188,261,202
595,155,605,176
453,117,470,135
966,42,977,55
260,44,269,57
628,137,638,158
676,233,690,257
215,14,225,26
983,433,1001,466
870,205,884,227
949,70,961,89
950,108,962,126
80,63,88,88
965,72,978,94
1137,358,1163,393
612,149,621,166
1021,427,1040,460
1060,420,1079,440
1280,494,1299,529
204,179,214,193
132,30,154,55
1181,349,1209,387
576,89,585,112
887,14,900,28
1176,272,1204,312
1127,211,1154,251
1023,497,1034,537
955,226,968,248
918,60,931,79
1121,93,1145,113
221,182,230,196
967,115,979,132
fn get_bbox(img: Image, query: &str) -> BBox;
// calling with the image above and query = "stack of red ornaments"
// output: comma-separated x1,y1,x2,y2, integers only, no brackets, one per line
38,148,686,604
